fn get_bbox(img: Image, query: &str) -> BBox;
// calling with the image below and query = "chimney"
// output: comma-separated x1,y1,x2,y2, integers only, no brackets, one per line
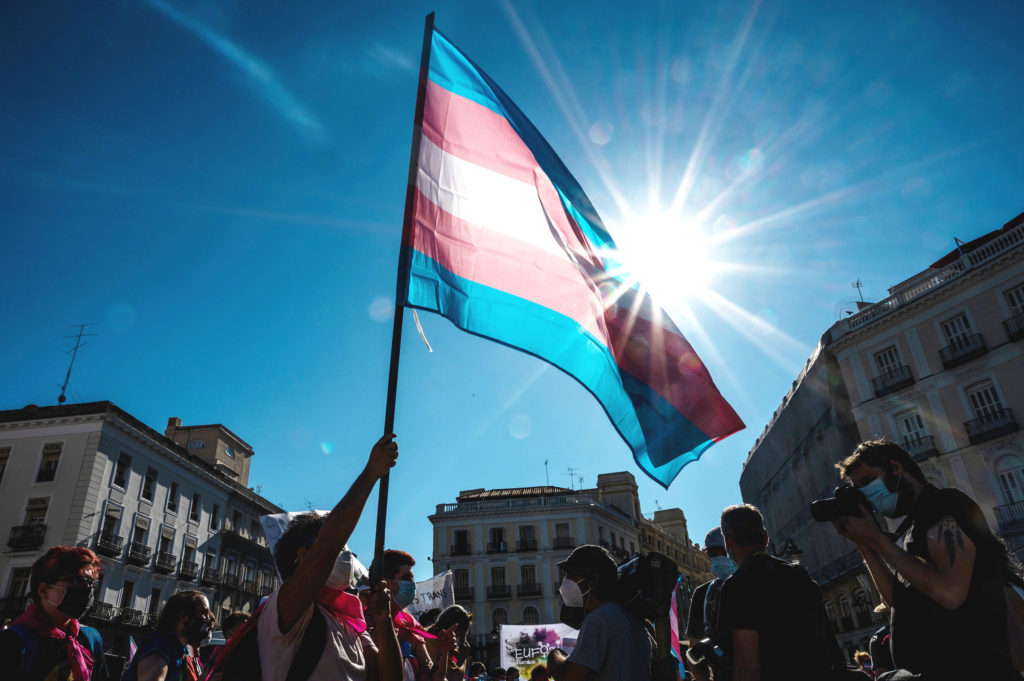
165,417,182,437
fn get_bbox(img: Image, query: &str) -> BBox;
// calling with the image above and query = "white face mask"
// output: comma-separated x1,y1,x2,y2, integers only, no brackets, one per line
862,476,901,517
324,550,355,590
558,577,588,608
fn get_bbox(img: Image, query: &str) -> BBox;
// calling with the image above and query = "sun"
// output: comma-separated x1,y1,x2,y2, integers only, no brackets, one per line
611,212,719,308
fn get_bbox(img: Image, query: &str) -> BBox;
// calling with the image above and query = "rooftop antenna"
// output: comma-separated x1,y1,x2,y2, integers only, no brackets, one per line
853,279,865,303
544,459,549,486
58,324,97,404
577,473,584,491
564,467,579,492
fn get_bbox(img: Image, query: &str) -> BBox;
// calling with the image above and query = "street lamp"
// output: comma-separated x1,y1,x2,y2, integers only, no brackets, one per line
780,538,804,563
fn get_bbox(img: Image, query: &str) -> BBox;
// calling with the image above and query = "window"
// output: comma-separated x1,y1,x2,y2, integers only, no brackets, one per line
101,506,121,535
159,526,174,554
942,314,974,346
491,566,506,587
555,523,569,539
120,581,135,609
225,446,235,459
997,456,1024,504
113,453,131,489
149,588,161,614
187,439,205,449
249,519,261,543
189,494,201,523
1006,285,1024,316
167,482,179,512
489,527,504,544
25,497,49,525
232,510,242,531
141,468,157,501
131,516,149,545
518,525,535,542
454,569,469,589
0,446,10,484
523,606,539,625
874,345,901,374
8,567,31,596
968,383,1005,419
204,552,217,569
900,412,929,445
453,529,469,551
183,536,197,563
492,608,509,628
210,504,220,530
36,442,62,482
520,564,536,585
630,542,635,554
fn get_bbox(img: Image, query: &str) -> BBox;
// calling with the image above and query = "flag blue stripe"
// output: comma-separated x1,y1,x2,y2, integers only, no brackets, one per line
404,247,712,488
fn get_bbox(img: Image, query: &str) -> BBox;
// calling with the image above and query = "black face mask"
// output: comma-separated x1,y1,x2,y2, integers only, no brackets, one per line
184,616,212,646
50,584,94,620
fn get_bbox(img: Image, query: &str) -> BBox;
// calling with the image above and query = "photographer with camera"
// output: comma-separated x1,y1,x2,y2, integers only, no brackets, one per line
829,440,1023,680
684,528,736,681
716,505,842,681
555,545,653,681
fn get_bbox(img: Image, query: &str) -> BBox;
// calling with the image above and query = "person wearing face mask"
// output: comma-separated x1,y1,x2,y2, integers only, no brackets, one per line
716,505,843,681
556,545,653,681
254,434,402,681
124,590,214,681
684,528,737,681
832,440,1024,681
0,546,107,681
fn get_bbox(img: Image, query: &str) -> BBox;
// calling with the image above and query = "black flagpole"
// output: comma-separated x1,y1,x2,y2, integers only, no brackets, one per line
372,11,435,583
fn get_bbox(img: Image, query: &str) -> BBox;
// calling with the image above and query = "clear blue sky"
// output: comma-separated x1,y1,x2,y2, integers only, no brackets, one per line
3,0,1023,573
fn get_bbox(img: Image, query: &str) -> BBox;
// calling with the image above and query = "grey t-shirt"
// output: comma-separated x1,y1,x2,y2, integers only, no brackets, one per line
567,602,653,681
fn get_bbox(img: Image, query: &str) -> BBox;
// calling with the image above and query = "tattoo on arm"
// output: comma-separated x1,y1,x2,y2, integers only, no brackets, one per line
938,517,964,567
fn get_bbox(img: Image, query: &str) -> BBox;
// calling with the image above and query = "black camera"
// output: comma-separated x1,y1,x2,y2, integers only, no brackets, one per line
810,484,869,522
685,637,725,668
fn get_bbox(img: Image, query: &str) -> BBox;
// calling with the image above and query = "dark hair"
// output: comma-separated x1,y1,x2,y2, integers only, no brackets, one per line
836,440,926,482
222,611,249,635
530,664,549,680
507,667,520,677
468,661,486,676
489,668,507,679
721,504,768,547
369,549,415,581
418,607,442,628
30,546,102,604
274,513,324,580
157,590,208,632
428,604,472,651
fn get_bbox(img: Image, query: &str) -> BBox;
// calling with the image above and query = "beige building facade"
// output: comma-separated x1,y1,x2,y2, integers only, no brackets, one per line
429,471,710,663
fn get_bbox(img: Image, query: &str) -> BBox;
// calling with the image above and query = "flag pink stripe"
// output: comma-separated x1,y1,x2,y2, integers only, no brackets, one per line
408,188,611,342
421,82,600,268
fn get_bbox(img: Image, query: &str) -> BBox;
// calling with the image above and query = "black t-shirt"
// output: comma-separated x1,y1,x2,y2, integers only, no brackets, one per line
685,579,733,679
718,553,840,681
0,625,109,681
891,485,1017,680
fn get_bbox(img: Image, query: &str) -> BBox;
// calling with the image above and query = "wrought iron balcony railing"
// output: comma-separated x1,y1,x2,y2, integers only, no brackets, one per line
201,566,220,586
126,542,151,566
994,500,1024,535
450,543,472,556
1004,312,1024,341
486,542,507,554
516,539,537,552
95,532,124,558
965,408,1018,444
179,561,199,581
903,435,939,461
222,573,240,589
939,333,987,369
154,552,177,574
552,536,575,549
118,608,145,627
517,582,542,597
8,524,47,550
454,586,474,601
486,585,511,599
871,364,914,397
88,602,116,621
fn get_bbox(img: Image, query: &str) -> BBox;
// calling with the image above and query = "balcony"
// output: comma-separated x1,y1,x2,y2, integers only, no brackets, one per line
839,615,854,633
939,333,987,369
126,542,152,567
155,552,177,574
243,580,257,594
516,539,537,552
598,540,610,549
454,586,474,601
95,532,124,558
487,585,511,599
487,542,507,554
871,364,914,397
517,582,542,597
8,524,47,550
179,561,199,581
201,566,220,586
260,583,275,596
146,612,160,628
1004,312,1024,341
904,436,939,461
222,573,240,590
88,602,116,621
612,545,630,559
117,608,145,627
965,408,1018,444
995,500,1024,534
552,536,574,550
450,543,472,556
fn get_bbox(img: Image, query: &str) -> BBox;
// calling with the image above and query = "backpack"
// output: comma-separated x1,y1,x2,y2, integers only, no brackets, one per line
212,601,328,681
8,623,104,679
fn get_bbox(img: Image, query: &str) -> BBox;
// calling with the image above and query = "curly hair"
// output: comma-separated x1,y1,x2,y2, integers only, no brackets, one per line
274,513,324,580
30,546,102,604
157,590,208,633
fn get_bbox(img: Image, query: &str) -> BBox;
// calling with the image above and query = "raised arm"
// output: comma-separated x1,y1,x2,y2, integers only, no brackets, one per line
277,434,399,633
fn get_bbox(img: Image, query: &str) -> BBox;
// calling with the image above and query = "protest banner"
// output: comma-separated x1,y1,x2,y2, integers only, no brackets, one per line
406,570,454,619
499,623,579,675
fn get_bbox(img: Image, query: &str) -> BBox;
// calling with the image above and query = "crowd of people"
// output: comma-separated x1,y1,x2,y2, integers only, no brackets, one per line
1,436,1022,681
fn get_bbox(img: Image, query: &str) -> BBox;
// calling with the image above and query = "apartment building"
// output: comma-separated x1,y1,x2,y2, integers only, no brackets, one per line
0,401,282,660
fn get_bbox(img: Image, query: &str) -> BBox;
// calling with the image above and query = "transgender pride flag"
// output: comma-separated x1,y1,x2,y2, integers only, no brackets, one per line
400,25,743,488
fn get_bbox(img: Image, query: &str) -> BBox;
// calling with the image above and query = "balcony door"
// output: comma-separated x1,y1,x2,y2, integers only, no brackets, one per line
1006,286,1024,315
942,314,973,347
968,384,1004,420
900,413,928,445
874,346,901,374
998,457,1024,504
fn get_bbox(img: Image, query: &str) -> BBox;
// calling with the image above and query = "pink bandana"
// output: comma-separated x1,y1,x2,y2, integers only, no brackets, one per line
13,602,94,681
317,587,369,634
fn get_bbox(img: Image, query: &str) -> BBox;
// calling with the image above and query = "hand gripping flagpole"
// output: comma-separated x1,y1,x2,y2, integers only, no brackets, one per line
372,11,435,585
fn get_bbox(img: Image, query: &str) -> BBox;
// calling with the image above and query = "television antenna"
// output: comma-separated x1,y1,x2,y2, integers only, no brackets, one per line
853,278,865,303
832,297,860,321
564,467,581,492
58,324,97,404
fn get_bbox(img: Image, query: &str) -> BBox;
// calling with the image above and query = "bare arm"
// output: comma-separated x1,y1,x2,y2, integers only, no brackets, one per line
858,544,896,606
135,654,169,681
277,434,399,634
874,515,975,610
731,629,760,681
366,582,402,681
686,637,711,681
